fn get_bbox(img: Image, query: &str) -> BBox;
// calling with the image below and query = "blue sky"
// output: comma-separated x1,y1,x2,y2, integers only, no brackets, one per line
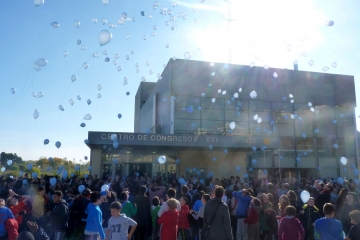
0,0,360,162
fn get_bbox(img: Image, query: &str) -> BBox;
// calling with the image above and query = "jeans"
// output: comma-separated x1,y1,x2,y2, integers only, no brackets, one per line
236,218,248,240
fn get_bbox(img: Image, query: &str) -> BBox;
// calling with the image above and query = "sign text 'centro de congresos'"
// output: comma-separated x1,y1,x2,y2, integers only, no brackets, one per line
88,132,279,148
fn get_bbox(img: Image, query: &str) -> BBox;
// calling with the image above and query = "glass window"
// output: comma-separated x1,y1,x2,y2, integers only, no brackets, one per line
295,124,313,137
272,112,293,124
174,119,200,133
250,123,270,135
201,108,223,121
249,100,270,111
272,102,293,112
273,123,294,136
249,111,270,122
175,107,200,119
174,96,200,107
224,121,249,134
315,106,334,125
225,110,249,122
200,120,224,135
225,100,248,110
201,97,224,109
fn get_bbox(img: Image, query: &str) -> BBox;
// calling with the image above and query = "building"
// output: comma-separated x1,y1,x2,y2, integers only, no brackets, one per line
87,59,358,180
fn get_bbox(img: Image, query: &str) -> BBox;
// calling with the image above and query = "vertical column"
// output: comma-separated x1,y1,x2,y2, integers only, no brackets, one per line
90,149,102,177
170,96,175,134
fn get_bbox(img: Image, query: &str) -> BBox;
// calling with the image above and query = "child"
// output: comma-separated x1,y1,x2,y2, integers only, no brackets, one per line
0,198,15,239
158,198,179,240
7,197,26,230
85,191,106,240
314,203,343,240
345,210,360,240
32,187,46,228
278,206,304,240
278,195,290,219
244,197,261,240
119,191,137,218
151,197,161,240
105,201,137,240
178,196,190,240
298,197,320,240
190,193,210,239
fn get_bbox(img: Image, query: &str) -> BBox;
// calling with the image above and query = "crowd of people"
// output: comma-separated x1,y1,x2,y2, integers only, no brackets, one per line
0,171,359,240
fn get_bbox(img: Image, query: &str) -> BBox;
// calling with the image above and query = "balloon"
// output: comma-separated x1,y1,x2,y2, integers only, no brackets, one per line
110,134,117,141
99,30,112,46
50,178,56,186
113,142,119,148
88,166,92,171
97,93,102,99
87,99,92,105
97,85,102,91
63,51,68,57
286,44,292,51
273,72,278,78
252,146,256,151
83,62,88,69
69,99,74,105
59,166,64,171
78,185,85,193
325,20,334,26
74,20,80,28
48,157,53,162
354,169,359,176
333,144,339,149
250,91,257,98
351,164,356,169
224,149,228,154
77,95,81,100
7,160,12,166
212,157,216,162
10,88,16,94
236,166,240,172
175,159,180,164
55,141,61,149
355,180,360,185
309,60,314,66
101,185,109,192
249,167,253,172
75,166,80,171
44,139,49,145
337,177,344,185
70,173,74,177
84,174,88,178
34,0,44,7
184,52,191,60
0,167,5,172
244,174,249,178
314,129,319,134
27,164,32,170
340,157,347,165
117,114,122,119
251,159,257,165
331,62,337,68
158,156,166,164
58,105,65,111
126,92,130,96
80,123,86,127
32,172,38,178
77,39,81,45
322,66,329,72
84,156,88,160
300,190,310,203
229,122,236,130
62,171,68,179
83,114,92,120
211,98,216,103
263,170,268,175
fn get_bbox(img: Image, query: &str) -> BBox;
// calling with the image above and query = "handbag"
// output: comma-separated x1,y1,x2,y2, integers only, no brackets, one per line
201,201,222,239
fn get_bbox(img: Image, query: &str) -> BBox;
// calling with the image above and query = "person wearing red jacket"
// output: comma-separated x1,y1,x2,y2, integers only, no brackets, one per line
5,218,18,240
158,199,179,240
244,197,261,240
178,196,190,240
278,206,305,240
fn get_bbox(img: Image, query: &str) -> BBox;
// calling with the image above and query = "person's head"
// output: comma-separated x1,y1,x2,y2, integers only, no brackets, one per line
37,186,45,196
82,188,91,197
167,188,176,199
350,210,360,225
279,195,289,206
182,185,189,194
323,203,335,217
251,197,261,207
90,191,101,205
201,194,210,204
167,198,177,210
347,192,359,205
260,193,268,203
286,190,297,200
53,191,63,203
0,198,5,207
152,196,160,207
214,186,224,198
139,185,147,195
180,196,188,206
285,206,297,216
307,197,315,207
233,185,240,192
6,197,18,207
110,201,122,217
324,183,334,192
119,191,128,202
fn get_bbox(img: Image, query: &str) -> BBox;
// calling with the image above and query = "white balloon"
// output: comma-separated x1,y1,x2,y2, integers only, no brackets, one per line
92,18,97,23
301,51,307,57
331,62,337,68
257,118,262,123
158,156,166,164
273,72,278,78
51,22,59,28
34,0,44,7
250,62,255,67
309,60,314,66
322,66,329,72
99,30,112,46
83,62,88,69
69,99,74,105
97,85,102,90
71,75,77,82
10,88,16,94
101,184,109,191
36,92,44,98
308,102,312,107
253,114,259,120
340,157,347,166
234,93,239,98
63,51,68,57
184,52,191,60
7,160,12,166
229,122,236,130
58,105,65,111
33,64,42,71
102,19,107,25
31,92,36,97
83,114,92,120
36,58,47,67
74,20,80,28
33,109,39,119
250,91,257,98
211,98,216,103
97,93,102,99
289,94,294,98
287,44,292,51
77,95,81,100
300,190,310,203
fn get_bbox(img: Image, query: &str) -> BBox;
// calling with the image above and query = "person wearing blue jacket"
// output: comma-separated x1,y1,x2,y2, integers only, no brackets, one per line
232,189,252,240
85,191,106,240
314,203,343,240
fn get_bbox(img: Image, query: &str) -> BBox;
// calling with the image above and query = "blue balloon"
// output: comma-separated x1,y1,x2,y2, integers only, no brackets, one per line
301,133,306,138
19,171,23,176
80,123,86,127
88,166,92,171
27,164,33,170
44,139,49,145
333,144,339,148
47,167,51,171
207,172,213,178
55,141,61,149
126,92,130,95
314,129,319,134
252,159,257,165
84,156,88,160
249,167,253,172
117,114,122,119
193,168,197,171
236,166,240,172
212,157,217,162
263,170,268,175
84,139,89,144
141,11,145,16
70,173,74,177
62,171,68,179
175,159,180,164
57,170,61,175
50,177,56,186
337,177,344,184
113,159,118,163
113,142,119,148
351,164,356,168
84,174,88,178
209,144,213,150
145,128,150,134
200,179,204,184
178,178,185,184
354,169,359,176
59,166,64,170
252,146,256,151
224,149,228,154
32,172,38,178
318,166,321,170
75,166,80,171
244,174,249,178
22,179,28,185
78,185,85,193
296,157,300,161
48,157,53,162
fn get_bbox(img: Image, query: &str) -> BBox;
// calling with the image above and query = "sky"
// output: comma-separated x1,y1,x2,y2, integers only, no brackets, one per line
1,0,360,162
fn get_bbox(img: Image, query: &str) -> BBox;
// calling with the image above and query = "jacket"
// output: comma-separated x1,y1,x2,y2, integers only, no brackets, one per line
278,216,305,240
232,191,251,218
178,205,190,229
121,201,137,218
81,197,91,221
158,209,179,240
314,217,343,240
339,203,360,234
133,194,151,226
202,198,232,240
315,190,331,216
50,199,69,231
298,204,320,231
85,203,105,239
265,208,278,233
5,218,18,240
244,205,261,224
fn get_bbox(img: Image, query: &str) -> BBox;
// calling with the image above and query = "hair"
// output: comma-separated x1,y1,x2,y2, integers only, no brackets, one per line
139,185,147,195
167,188,176,198
267,183,274,191
348,192,360,204
252,197,261,207
337,188,349,209
167,198,177,210
119,192,128,201
181,196,188,204
267,193,274,204
181,185,189,194
198,190,205,200
6,197,16,207
285,206,297,216
202,194,210,202
215,186,224,198
260,193,273,207
90,191,101,203
247,188,254,196
37,186,45,192
350,210,360,224
53,191,63,197
233,185,240,192
278,195,290,209
110,201,122,210
287,190,297,201
326,183,334,192
308,197,315,202
323,203,335,215
152,196,160,206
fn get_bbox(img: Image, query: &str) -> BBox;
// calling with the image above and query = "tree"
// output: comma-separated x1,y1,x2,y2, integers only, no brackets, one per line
0,152,23,166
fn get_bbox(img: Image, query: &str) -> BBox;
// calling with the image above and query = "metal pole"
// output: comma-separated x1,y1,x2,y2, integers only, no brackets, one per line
279,149,281,182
